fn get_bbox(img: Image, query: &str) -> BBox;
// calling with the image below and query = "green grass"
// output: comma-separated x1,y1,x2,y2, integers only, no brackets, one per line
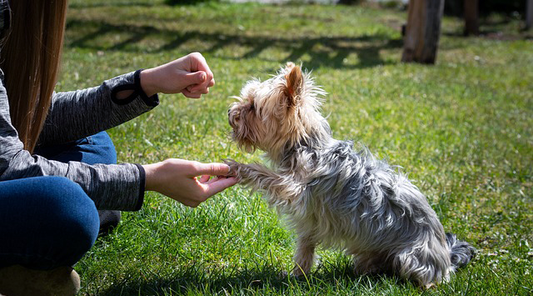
63,1,532,295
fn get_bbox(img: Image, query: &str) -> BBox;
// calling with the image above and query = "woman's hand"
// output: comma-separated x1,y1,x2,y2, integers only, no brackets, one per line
140,52,215,98
142,159,238,207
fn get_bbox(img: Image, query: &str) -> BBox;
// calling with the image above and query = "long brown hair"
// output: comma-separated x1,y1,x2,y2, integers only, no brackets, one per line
0,0,68,153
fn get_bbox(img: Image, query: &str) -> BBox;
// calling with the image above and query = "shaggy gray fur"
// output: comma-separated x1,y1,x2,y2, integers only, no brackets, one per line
227,63,476,287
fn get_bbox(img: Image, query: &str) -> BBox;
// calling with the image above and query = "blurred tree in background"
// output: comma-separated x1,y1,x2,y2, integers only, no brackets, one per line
445,0,525,16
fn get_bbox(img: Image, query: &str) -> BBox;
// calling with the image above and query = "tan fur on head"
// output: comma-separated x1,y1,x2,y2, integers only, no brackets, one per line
228,63,328,162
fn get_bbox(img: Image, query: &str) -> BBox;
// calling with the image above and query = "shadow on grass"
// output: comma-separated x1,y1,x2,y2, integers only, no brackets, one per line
65,19,403,70
95,261,405,295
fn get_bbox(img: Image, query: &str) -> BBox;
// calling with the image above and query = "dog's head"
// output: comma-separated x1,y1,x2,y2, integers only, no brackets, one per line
228,63,328,159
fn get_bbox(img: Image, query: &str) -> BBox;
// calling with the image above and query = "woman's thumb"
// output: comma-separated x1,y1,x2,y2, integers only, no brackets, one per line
194,163,230,176
188,71,206,85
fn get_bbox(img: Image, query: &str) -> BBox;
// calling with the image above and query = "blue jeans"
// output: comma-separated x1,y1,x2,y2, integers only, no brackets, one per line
0,132,117,270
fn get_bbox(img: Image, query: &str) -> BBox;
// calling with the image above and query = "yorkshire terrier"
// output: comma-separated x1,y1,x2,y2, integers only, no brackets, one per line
226,63,475,288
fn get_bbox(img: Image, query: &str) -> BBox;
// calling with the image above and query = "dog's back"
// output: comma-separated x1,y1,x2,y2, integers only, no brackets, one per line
290,139,475,286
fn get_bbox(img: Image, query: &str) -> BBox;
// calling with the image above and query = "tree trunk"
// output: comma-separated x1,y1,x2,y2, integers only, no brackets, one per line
464,0,479,36
527,0,533,30
402,0,445,64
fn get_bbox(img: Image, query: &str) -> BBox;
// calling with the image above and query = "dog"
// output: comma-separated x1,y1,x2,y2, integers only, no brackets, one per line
226,63,475,288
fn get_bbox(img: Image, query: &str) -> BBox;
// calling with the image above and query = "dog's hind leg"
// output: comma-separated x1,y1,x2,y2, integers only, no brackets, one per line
392,239,451,288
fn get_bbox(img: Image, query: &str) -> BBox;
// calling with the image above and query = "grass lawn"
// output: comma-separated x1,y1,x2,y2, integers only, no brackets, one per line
63,0,532,295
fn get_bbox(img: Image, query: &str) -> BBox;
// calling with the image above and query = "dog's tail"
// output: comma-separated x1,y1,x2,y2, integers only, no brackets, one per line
446,233,476,270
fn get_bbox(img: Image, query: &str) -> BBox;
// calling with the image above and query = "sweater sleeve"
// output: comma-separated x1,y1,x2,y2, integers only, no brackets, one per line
0,70,152,211
37,70,159,146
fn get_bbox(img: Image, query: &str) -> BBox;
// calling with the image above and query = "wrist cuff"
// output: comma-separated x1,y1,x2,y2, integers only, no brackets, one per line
133,163,146,211
110,70,159,107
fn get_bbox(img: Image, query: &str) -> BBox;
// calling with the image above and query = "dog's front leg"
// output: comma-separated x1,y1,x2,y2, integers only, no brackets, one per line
225,160,302,205
291,233,317,277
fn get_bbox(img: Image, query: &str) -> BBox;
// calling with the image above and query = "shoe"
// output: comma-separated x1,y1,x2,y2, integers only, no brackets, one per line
0,265,80,296
98,210,121,237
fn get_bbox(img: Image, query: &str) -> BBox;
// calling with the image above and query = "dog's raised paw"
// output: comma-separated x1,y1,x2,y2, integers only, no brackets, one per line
223,159,241,178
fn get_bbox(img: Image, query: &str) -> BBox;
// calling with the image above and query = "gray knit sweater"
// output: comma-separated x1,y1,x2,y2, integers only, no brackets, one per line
0,69,159,211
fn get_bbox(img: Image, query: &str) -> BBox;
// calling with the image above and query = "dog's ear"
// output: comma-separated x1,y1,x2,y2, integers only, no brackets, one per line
284,64,303,108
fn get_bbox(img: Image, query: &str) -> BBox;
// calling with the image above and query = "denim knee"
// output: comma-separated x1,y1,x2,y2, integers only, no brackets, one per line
0,176,100,269
39,177,100,259
33,131,117,165
82,131,117,165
